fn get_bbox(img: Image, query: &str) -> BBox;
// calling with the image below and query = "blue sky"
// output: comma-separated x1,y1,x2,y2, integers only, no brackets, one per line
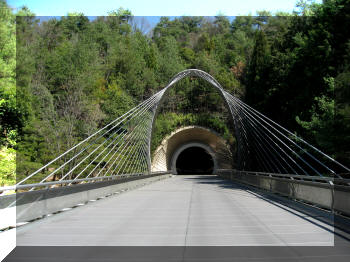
8,0,321,16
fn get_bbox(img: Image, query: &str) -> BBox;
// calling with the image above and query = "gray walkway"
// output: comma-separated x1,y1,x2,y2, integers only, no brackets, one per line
17,175,336,246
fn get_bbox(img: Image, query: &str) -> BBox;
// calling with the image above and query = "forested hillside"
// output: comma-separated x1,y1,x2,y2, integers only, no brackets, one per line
0,0,349,186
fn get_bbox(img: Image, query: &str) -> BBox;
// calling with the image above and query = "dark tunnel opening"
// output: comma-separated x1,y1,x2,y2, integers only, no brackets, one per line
176,146,214,175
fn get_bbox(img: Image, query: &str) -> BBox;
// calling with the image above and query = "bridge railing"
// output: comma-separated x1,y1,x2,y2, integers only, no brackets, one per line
0,171,172,231
217,169,350,217
0,171,170,192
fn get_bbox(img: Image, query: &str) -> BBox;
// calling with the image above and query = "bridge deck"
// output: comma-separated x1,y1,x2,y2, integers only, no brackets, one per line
17,175,336,246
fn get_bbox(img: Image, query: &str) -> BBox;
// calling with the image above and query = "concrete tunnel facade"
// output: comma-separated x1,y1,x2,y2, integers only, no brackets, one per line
151,126,233,174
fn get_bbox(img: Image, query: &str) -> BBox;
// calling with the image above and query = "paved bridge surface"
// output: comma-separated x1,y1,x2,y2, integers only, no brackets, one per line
17,175,337,246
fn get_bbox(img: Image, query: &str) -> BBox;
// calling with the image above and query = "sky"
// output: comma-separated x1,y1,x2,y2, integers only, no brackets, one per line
8,0,322,17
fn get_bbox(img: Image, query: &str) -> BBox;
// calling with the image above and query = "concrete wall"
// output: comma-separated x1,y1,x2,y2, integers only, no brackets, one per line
151,126,233,174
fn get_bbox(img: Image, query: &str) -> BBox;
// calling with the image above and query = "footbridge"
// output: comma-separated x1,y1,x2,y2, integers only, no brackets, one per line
1,69,350,261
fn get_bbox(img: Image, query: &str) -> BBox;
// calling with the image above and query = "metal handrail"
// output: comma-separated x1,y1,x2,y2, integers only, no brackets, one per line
216,169,350,184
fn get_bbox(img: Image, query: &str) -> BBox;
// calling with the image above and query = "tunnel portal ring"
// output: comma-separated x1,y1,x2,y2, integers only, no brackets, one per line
171,142,218,175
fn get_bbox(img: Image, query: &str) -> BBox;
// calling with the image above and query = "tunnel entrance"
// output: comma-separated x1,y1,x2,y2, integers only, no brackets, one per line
176,146,214,175
152,126,233,173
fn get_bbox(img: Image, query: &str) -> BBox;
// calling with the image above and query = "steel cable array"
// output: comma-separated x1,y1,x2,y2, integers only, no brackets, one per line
1,69,349,193
1,89,166,192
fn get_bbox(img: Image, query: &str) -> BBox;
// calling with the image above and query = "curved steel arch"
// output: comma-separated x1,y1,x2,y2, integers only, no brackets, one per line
147,69,240,173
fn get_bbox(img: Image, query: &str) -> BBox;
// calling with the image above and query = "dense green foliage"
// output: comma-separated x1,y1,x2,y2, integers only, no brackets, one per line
244,0,350,164
0,0,349,185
